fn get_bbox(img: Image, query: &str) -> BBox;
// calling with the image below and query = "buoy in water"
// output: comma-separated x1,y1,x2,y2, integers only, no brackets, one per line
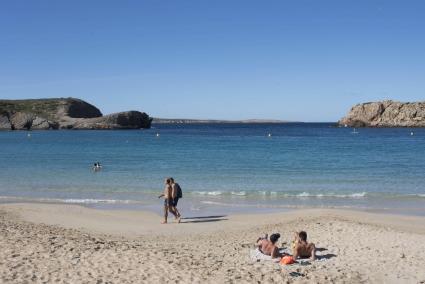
27,133,31,138
267,133,272,137
411,132,414,136
156,133,160,137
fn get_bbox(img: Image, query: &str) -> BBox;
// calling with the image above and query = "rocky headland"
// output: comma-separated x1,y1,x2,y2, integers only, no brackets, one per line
0,98,151,130
339,100,425,127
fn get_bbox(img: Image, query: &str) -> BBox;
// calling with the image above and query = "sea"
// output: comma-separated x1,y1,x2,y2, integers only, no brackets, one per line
1,123,425,216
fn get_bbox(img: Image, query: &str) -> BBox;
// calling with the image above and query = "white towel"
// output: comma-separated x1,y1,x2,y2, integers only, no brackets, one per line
249,248,281,263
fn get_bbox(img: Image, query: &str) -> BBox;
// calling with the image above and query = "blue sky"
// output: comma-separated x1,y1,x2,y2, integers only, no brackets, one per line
1,1,424,121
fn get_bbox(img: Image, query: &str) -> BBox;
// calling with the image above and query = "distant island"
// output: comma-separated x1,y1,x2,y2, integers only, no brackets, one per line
152,118,290,124
0,98,152,130
339,100,425,127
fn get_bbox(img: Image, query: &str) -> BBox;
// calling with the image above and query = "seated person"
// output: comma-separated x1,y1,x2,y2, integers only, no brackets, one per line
292,231,316,260
256,233,282,258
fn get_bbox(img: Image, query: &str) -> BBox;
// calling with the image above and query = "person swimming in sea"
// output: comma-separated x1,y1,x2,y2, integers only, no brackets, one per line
92,162,102,171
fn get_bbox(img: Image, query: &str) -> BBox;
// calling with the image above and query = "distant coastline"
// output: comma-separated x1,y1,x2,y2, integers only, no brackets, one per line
151,118,293,124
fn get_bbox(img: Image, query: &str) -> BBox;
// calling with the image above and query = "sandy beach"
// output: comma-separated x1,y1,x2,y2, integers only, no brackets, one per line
1,203,425,283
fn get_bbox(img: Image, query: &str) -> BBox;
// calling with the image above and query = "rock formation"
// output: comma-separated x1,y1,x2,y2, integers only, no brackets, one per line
0,114,11,129
72,111,151,129
339,100,425,127
0,98,151,130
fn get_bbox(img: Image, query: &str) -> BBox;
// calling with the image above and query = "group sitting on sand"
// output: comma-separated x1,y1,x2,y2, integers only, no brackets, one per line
256,231,316,261
158,177,182,224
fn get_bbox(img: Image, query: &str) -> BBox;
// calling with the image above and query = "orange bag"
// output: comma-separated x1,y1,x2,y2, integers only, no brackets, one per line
280,256,295,265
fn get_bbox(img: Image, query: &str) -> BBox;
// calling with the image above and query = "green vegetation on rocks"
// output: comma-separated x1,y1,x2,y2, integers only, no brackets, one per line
0,98,151,130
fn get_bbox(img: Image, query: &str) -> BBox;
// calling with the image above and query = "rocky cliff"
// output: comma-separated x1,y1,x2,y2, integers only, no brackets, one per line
339,100,425,127
72,111,151,129
0,98,151,130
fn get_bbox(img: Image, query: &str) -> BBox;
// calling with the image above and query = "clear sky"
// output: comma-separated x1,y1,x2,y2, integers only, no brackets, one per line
1,1,424,121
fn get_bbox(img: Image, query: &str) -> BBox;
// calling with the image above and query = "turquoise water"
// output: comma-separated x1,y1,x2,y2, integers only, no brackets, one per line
1,123,425,216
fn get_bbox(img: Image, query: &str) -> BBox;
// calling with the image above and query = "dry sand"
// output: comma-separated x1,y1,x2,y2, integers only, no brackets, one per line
1,203,425,283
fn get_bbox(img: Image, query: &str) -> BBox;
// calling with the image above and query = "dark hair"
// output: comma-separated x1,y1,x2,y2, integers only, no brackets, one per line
170,177,174,183
269,233,280,244
166,178,171,184
298,231,307,241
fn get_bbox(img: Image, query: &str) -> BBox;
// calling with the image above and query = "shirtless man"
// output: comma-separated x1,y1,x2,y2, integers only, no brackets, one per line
292,231,316,260
170,178,181,222
158,178,178,224
256,233,282,258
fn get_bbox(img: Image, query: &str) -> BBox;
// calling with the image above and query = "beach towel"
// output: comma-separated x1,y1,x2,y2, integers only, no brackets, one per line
249,248,291,263
250,248,280,262
249,248,317,265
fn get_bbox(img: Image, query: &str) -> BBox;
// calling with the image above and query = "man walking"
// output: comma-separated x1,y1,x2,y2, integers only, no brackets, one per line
170,177,182,222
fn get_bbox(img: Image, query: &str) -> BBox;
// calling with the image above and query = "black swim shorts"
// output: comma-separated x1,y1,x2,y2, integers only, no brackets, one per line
173,197,179,207
164,198,173,207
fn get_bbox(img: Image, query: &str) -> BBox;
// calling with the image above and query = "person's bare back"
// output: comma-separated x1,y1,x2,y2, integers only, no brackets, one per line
164,184,171,199
292,231,316,260
256,233,281,258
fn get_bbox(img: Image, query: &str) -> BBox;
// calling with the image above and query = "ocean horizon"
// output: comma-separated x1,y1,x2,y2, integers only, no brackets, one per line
1,123,425,216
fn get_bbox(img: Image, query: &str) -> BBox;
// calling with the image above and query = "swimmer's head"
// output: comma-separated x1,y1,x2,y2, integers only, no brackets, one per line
270,233,280,244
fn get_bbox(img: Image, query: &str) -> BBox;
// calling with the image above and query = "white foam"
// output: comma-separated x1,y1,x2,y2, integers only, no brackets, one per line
408,194,425,198
208,191,223,196
200,200,227,206
194,191,223,196
231,191,246,196
290,192,368,198
0,196,138,204
349,192,367,198
63,198,133,204
330,192,367,198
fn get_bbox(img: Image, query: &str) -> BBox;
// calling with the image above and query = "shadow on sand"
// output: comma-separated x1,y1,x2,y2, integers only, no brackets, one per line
181,215,228,224
182,215,227,220
317,253,337,260
315,247,328,252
